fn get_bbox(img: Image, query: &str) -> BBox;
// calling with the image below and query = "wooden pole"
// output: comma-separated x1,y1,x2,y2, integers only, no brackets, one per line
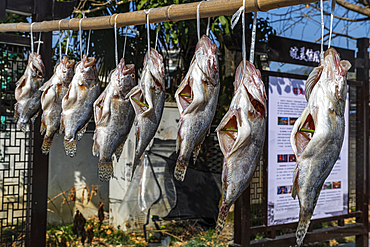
0,0,316,33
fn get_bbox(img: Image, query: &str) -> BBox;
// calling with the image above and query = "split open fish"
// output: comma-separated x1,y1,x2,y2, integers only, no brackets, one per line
93,58,136,181
128,48,165,177
14,52,45,132
40,55,75,154
174,35,220,182
215,61,267,235
290,47,351,246
61,54,100,157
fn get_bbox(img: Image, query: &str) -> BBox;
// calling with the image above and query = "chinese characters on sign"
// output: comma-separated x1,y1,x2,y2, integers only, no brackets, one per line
289,46,320,63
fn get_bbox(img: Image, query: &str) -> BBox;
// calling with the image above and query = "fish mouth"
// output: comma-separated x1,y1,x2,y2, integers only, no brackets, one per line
60,55,75,69
144,48,165,89
117,58,135,76
325,47,351,77
196,35,217,55
30,53,45,78
238,61,267,117
82,54,96,68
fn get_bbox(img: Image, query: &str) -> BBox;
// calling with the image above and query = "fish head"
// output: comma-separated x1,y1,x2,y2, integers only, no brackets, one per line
236,61,267,117
29,52,45,86
144,48,165,91
114,58,136,95
80,54,98,85
323,48,351,102
195,35,219,86
57,55,75,86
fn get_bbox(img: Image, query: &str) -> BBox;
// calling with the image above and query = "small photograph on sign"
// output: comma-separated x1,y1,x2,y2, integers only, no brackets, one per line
333,181,341,189
277,154,288,163
277,185,293,194
289,154,296,162
323,182,332,190
278,117,289,125
289,117,298,125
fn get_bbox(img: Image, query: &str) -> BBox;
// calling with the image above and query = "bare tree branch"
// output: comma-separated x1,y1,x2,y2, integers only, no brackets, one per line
309,3,370,21
337,0,370,17
73,0,132,14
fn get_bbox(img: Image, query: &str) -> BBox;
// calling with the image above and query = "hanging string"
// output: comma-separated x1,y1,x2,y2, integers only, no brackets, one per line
196,1,203,41
36,32,43,54
58,20,63,62
320,0,324,64
65,30,71,55
144,9,151,52
114,14,119,66
249,12,257,64
328,0,336,48
87,29,92,56
79,18,83,60
155,25,159,50
30,23,35,54
231,0,246,68
206,17,211,36
123,27,128,58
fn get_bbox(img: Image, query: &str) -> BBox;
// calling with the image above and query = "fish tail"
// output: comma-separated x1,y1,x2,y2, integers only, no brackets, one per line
296,213,311,246
41,136,54,155
98,159,113,182
174,156,188,182
64,138,77,157
215,203,229,236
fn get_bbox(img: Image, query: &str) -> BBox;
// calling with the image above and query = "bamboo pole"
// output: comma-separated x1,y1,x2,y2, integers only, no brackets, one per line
0,0,316,33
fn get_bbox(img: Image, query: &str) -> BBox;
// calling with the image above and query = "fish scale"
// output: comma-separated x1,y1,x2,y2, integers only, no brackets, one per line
129,48,165,179
14,52,45,132
61,54,100,157
40,55,75,154
93,58,136,181
290,47,351,246
215,61,267,236
174,35,220,182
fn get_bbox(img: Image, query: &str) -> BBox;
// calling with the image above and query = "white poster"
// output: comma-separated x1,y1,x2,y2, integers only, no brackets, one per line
267,76,349,226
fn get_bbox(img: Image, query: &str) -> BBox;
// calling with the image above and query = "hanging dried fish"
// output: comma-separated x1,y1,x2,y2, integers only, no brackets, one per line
174,35,220,181
14,52,45,132
40,55,75,154
93,58,136,181
128,48,165,178
215,61,267,235
290,47,351,246
61,54,100,157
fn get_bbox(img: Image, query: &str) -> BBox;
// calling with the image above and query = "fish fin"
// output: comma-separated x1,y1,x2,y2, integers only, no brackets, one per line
98,159,113,181
174,156,188,182
215,203,230,236
64,138,77,157
39,78,53,92
59,114,65,134
41,83,55,110
305,66,322,101
30,111,39,124
93,90,107,124
175,75,193,115
15,75,26,101
296,215,310,247
114,140,126,162
192,144,202,164
216,109,239,156
42,136,54,155
129,87,149,116
92,131,99,157
40,117,47,135
77,119,90,141
292,164,299,199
